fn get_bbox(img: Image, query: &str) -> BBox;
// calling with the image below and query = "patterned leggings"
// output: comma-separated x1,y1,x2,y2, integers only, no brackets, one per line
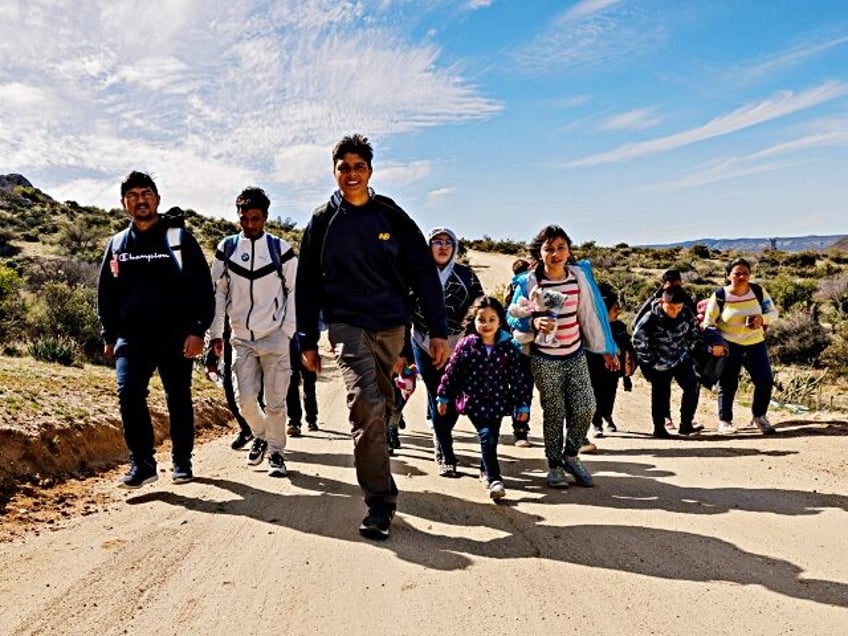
531,353,596,467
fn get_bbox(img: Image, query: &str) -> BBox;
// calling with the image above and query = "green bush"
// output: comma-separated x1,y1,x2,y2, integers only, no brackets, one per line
0,265,27,344
27,281,102,361
820,322,848,378
28,335,80,366
767,274,818,311
768,310,831,367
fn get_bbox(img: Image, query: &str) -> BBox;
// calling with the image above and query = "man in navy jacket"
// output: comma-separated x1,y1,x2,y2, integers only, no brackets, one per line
297,134,448,540
97,171,214,488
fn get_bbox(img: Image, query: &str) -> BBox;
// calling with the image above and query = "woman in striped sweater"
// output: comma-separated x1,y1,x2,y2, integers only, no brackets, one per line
702,258,779,435
507,225,618,489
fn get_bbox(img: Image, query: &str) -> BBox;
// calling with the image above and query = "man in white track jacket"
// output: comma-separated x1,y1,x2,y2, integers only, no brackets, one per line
209,187,297,477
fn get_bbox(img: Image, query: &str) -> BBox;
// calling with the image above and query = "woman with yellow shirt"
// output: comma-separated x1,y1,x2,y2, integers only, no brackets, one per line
702,258,779,435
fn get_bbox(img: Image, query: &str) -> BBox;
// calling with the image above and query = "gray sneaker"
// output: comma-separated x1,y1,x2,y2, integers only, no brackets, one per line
563,455,594,487
547,466,569,489
751,415,776,435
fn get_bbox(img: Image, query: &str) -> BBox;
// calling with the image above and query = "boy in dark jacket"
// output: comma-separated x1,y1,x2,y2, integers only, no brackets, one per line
633,287,707,438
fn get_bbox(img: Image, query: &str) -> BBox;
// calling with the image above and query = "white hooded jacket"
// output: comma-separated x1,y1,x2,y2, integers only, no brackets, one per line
209,232,297,342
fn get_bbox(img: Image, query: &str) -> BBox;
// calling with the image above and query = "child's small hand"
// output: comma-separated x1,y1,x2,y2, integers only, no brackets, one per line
604,354,620,371
437,402,447,416
515,412,529,423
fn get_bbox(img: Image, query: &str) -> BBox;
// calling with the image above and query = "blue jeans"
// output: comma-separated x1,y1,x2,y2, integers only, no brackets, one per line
114,336,194,467
412,339,460,465
717,340,774,422
472,417,503,482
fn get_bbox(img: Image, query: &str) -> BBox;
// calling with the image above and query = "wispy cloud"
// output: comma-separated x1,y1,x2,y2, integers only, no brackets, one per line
514,0,665,73
0,0,501,215
602,107,663,131
426,187,455,205
652,118,848,192
567,81,848,167
562,0,623,22
737,34,848,82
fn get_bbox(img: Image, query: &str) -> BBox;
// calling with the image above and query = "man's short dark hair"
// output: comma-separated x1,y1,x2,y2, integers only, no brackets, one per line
662,269,682,283
121,171,158,197
662,286,688,304
236,187,270,214
332,134,373,166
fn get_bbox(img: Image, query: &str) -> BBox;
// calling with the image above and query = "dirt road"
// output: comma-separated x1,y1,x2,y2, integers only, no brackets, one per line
1,250,846,635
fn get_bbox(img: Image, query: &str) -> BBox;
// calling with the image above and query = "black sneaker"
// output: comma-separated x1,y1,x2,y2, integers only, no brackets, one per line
268,452,287,477
118,462,158,489
388,427,401,450
247,438,268,466
172,463,194,484
307,421,319,432
359,508,393,540
231,430,254,450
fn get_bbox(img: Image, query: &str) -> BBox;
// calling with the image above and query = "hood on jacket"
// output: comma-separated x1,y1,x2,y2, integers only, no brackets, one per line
428,226,459,288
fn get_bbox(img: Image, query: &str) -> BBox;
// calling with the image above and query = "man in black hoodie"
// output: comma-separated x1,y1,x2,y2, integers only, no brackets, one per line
297,134,448,540
97,171,214,489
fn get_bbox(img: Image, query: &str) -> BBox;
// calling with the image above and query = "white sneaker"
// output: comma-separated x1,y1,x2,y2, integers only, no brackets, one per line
717,420,737,435
751,415,776,435
489,480,506,500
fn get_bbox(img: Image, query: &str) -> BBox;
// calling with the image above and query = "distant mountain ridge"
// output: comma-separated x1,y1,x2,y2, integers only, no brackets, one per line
644,234,847,253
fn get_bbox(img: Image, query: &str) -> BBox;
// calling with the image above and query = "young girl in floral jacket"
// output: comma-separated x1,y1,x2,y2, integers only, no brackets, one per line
437,297,533,501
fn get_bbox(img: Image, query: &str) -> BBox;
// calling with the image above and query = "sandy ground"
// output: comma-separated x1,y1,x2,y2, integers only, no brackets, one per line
1,250,846,635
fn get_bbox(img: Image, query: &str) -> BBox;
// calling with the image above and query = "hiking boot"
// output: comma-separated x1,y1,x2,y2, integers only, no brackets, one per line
563,455,594,487
286,423,302,437
307,421,319,432
172,462,193,484
118,462,158,489
359,507,393,541
547,466,569,489
653,427,674,439
489,480,506,501
268,452,287,477
752,415,776,435
717,420,737,435
388,427,401,450
247,438,268,465
678,422,703,437
230,430,254,450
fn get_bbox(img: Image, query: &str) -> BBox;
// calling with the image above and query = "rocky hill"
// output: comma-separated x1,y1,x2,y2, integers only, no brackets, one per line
645,234,847,253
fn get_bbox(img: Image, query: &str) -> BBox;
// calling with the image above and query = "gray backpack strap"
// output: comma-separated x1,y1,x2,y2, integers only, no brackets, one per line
166,227,183,271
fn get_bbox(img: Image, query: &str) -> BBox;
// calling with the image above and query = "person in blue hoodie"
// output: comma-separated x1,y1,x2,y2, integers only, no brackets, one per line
97,171,214,489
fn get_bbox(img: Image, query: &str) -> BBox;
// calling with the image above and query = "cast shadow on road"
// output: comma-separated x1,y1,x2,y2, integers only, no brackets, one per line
127,471,848,609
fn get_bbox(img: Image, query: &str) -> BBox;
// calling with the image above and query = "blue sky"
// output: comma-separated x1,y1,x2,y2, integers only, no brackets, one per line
1,0,846,245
